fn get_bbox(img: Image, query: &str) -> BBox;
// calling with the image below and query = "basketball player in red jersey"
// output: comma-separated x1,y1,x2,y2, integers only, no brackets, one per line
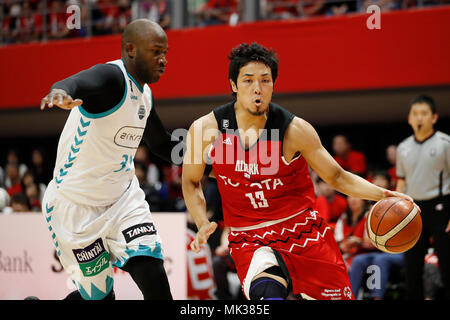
182,43,413,300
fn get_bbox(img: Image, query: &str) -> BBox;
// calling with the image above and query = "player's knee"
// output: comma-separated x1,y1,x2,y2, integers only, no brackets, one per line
249,277,288,300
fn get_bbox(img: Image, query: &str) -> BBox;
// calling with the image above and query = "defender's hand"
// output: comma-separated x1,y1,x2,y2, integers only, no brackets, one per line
190,221,218,253
40,89,83,110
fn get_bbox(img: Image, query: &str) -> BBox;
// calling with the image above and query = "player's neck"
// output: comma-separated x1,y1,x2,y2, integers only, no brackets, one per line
123,59,145,89
234,102,268,131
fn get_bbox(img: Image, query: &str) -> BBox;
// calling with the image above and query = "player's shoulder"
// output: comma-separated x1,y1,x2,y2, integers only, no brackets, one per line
286,116,314,136
190,112,218,132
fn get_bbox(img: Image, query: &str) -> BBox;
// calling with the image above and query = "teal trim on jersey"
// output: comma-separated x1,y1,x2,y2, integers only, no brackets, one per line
113,243,163,269
127,72,144,93
77,275,114,300
120,58,144,93
78,82,128,119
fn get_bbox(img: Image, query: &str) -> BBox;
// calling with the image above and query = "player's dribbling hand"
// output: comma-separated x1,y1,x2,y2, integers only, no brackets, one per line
40,89,83,110
383,189,414,203
190,221,218,253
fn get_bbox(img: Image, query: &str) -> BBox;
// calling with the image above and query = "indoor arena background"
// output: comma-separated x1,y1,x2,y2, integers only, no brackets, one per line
0,0,449,300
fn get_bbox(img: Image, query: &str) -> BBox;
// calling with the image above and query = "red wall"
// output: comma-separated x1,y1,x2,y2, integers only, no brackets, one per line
1,7,449,109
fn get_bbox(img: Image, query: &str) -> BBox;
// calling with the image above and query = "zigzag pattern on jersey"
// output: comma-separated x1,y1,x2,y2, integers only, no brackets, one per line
54,116,90,188
229,211,330,252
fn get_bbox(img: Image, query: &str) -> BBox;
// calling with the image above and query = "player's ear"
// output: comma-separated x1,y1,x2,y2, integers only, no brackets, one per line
125,43,137,59
229,79,237,93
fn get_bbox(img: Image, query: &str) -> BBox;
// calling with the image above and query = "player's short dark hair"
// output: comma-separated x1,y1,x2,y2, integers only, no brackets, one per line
410,95,436,114
228,42,279,89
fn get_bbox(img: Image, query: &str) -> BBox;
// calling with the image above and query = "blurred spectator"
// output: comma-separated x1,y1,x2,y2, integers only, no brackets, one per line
5,163,23,197
349,248,404,300
315,177,347,228
324,0,357,15
0,166,4,188
188,0,209,26
0,187,11,213
402,0,447,9
134,145,160,187
358,0,402,12
48,0,69,39
135,160,165,211
115,0,132,33
97,0,117,34
162,164,185,211
196,0,239,26
132,0,171,29
6,149,28,179
25,182,42,211
348,168,403,300
17,1,44,42
297,0,327,17
2,1,22,44
22,170,47,203
371,170,390,190
385,144,398,189
10,193,31,212
30,148,53,185
334,196,372,268
332,134,367,177
263,0,300,20
424,248,444,300
211,226,242,300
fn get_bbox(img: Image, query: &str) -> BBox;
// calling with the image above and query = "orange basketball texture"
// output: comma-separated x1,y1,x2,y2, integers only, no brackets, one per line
367,197,422,253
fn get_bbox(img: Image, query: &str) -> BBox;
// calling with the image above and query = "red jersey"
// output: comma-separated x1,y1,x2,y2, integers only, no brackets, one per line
210,102,316,228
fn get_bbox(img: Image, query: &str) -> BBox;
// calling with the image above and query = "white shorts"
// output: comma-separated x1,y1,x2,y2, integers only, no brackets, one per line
41,176,163,300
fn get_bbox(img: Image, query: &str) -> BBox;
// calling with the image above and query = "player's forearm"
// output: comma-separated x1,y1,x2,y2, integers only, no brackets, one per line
182,180,210,230
331,169,386,201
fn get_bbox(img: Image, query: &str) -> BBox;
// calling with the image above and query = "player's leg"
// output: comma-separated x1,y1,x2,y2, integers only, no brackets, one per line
121,255,172,300
41,187,115,300
108,176,173,299
233,245,290,300
248,265,289,300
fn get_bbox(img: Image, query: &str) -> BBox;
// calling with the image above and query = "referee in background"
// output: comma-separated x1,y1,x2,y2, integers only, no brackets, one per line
396,95,450,300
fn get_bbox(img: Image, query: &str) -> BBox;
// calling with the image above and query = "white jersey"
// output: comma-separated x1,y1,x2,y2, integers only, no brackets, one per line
52,59,152,206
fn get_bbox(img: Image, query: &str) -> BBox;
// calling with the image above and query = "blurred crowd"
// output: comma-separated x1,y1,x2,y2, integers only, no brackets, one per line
2,0,450,44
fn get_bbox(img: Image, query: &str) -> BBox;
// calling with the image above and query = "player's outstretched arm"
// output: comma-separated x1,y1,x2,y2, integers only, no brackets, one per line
182,113,218,253
40,64,123,112
287,117,413,203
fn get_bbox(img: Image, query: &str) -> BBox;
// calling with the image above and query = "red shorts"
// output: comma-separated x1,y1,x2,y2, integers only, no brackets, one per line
228,209,354,300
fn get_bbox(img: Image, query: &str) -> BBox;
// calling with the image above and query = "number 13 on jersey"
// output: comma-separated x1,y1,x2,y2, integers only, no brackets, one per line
245,191,269,209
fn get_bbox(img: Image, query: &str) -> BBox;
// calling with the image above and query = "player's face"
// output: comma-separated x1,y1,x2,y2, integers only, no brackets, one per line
408,103,437,134
135,34,168,84
231,62,273,116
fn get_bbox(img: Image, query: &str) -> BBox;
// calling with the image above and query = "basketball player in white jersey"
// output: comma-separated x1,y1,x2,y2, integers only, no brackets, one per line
37,20,175,300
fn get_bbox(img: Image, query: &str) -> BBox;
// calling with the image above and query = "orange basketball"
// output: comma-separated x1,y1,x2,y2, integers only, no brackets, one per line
367,197,422,254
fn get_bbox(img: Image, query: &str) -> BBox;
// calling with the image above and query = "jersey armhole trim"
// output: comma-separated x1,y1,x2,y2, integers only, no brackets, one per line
78,81,128,119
